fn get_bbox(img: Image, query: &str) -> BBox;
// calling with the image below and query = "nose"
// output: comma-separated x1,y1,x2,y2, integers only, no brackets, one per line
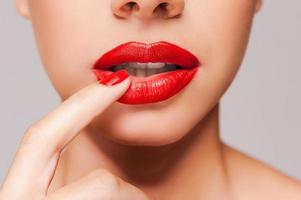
111,0,185,20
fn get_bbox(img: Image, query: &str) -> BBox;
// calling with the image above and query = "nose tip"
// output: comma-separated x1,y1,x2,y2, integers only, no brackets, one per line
111,0,184,20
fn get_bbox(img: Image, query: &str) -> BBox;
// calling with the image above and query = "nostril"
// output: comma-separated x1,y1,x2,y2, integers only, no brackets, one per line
158,2,169,10
153,2,169,17
121,1,138,12
113,1,139,19
154,2,182,19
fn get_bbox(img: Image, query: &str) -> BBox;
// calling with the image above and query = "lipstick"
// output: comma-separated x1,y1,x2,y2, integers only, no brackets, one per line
93,41,201,104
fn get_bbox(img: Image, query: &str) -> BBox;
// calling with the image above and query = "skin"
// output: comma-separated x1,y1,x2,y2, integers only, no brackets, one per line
1,0,301,199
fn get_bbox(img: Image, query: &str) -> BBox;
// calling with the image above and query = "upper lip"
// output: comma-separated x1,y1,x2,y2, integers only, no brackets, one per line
93,41,201,70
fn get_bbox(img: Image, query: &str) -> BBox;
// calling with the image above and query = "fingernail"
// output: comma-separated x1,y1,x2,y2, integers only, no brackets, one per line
98,70,129,86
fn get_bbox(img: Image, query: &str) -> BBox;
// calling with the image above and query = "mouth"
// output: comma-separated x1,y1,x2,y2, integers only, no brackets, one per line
92,41,201,105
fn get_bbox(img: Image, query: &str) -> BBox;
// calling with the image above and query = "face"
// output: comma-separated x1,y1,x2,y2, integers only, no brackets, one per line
16,0,261,146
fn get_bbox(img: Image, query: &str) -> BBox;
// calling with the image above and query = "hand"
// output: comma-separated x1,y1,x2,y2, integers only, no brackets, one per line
0,71,150,200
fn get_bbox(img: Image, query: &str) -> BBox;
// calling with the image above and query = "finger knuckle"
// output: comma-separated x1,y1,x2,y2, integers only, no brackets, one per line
22,123,44,145
88,169,121,190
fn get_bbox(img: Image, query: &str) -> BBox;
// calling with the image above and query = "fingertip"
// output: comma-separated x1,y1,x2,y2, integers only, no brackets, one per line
98,70,130,86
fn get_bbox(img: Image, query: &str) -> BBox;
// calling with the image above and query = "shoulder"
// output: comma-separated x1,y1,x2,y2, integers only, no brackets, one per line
223,144,301,200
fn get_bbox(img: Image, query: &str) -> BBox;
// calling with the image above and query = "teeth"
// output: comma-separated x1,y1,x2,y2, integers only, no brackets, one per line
146,62,166,69
128,62,148,69
112,62,180,77
147,68,161,76
136,68,146,77
126,62,166,69
126,67,136,75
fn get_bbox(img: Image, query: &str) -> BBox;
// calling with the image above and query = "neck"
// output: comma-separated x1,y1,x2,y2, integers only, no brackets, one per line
52,103,229,199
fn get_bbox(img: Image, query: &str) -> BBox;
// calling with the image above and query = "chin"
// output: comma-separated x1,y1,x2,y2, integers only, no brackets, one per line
88,97,199,147
99,125,186,147
89,114,188,147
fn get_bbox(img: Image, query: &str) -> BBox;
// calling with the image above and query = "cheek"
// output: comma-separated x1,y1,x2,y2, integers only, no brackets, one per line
28,0,113,99
187,0,256,99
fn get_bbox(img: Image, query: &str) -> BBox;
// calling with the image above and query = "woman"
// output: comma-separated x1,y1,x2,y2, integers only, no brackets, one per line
1,0,301,199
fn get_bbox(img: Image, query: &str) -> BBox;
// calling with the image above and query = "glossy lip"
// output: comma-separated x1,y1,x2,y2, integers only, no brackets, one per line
93,41,201,105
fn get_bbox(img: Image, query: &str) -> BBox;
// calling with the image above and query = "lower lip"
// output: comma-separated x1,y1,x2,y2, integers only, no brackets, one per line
93,67,200,105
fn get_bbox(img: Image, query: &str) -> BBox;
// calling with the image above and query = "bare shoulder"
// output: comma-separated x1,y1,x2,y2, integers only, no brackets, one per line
223,144,301,200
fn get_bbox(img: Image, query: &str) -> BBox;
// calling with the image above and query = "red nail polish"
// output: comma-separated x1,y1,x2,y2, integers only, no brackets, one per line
98,70,129,86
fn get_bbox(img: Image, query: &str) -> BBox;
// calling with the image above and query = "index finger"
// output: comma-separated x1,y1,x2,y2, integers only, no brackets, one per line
1,70,130,197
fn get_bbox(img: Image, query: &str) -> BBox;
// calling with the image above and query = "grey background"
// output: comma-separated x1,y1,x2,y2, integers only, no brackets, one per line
1,0,300,183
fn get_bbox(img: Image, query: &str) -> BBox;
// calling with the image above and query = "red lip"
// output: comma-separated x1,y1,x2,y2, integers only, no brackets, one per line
93,41,201,104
